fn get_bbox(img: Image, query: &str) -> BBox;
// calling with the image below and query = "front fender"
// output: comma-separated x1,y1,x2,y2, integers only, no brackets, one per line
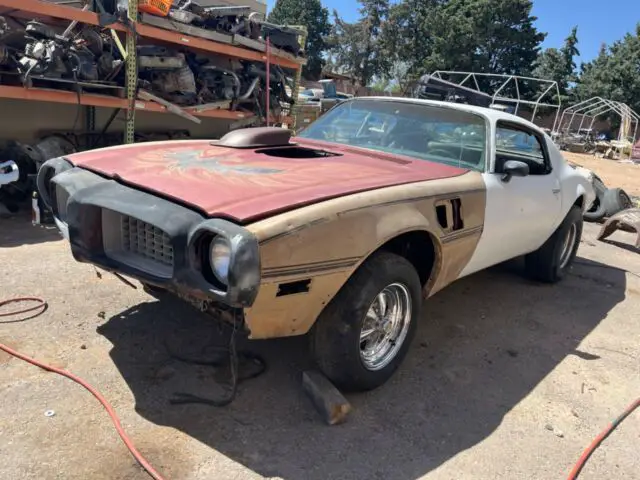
244,173,486,339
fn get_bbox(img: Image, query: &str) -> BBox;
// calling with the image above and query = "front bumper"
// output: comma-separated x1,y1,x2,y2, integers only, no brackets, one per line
38,159,261,308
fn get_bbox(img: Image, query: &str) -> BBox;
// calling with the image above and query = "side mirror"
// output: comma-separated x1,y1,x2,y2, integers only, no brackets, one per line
501,160,529,182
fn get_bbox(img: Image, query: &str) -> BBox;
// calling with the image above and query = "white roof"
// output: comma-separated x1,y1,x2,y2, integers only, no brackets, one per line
352,96,542,132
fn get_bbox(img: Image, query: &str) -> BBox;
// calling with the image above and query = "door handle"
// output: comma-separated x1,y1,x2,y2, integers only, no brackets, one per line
552,188,561,194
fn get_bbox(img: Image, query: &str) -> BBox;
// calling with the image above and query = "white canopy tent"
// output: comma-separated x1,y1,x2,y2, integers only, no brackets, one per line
554,97,640,143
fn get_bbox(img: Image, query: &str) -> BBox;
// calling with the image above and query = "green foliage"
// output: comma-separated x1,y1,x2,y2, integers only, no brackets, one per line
328,0,545,87
268,0,331,80
427,0,545,75
279,0,636,121
328,0,391,86
532,27,580,103
576,24,640,115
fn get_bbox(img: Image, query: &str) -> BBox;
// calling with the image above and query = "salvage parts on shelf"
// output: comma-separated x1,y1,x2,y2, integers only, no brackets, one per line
136,45,295,114
16,20,123,83
167,0,305,56
0,15,295,120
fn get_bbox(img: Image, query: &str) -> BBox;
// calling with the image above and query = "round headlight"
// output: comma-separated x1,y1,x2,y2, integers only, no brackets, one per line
210,236,231,285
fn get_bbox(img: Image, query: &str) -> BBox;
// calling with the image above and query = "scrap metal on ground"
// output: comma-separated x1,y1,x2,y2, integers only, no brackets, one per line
597,208,640,249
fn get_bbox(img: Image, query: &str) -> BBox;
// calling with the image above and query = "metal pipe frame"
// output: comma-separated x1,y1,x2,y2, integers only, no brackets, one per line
557,96,640,159
431,71,561,128
559,97,640,137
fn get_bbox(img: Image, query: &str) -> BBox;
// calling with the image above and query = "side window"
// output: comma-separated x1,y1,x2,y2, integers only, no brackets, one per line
495,123,551,175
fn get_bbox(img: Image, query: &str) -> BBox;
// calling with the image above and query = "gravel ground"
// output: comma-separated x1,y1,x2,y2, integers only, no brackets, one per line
564,152,640,198
1,216,639,480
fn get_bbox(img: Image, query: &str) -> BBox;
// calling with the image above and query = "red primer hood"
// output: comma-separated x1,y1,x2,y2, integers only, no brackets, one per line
67,139,467,221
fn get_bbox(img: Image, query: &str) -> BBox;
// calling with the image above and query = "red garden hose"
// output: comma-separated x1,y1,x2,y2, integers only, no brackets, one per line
0,297,166,480
567,397,640,479
0,297,47,318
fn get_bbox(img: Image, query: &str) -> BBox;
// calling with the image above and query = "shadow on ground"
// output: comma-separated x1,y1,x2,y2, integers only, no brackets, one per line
0,214,60,248
98,256,626,480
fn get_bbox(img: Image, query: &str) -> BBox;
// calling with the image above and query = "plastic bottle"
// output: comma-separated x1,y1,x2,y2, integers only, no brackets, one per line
32,191,41,225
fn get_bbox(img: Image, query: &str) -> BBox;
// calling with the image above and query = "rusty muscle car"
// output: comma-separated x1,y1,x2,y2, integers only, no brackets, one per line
37,98,595,391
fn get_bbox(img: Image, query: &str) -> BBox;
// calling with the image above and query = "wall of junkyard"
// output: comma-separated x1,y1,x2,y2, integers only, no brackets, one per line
0,99,233,143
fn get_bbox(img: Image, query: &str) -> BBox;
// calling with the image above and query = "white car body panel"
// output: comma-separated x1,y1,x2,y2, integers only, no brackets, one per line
458,114,595,278
291,96,596,279
461,171,563,276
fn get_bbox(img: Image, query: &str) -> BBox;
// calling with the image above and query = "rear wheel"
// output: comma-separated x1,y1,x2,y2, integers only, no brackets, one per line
524,205,583,283
310,251,421,392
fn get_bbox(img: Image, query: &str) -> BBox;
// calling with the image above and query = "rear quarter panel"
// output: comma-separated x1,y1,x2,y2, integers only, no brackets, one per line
243,172,486,339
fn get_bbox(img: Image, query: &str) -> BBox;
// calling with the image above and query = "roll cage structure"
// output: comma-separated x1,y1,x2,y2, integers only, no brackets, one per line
425,71,562,127
553,96,640,143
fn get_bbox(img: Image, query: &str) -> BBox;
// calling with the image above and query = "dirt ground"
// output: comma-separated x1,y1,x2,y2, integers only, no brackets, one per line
564,151,640,197
1,214,639,480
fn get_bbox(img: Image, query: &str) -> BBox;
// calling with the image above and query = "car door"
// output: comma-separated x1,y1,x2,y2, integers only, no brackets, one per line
460,120,563,277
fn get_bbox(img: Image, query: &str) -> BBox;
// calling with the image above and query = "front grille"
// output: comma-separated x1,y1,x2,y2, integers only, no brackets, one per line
120,215,174,267
101,209,174,278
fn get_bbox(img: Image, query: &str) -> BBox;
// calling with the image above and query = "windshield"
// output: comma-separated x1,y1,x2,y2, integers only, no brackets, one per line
298,99,487,171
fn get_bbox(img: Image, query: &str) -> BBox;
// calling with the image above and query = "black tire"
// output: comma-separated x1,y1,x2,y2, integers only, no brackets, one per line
525,205,583,283
310,251,421,392
583,176,607,222
602,187,633,217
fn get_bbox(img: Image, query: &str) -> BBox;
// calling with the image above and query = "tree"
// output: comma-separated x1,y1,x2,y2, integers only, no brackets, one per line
380,0,444,88
328,0,391,86
429,0,546,75
532,27,580,102
378,0,546,94
562,26,580,79
576,24,640,121
268,0,331,80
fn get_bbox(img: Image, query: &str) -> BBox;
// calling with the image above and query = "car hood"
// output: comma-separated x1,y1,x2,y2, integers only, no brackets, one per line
66,138,468,222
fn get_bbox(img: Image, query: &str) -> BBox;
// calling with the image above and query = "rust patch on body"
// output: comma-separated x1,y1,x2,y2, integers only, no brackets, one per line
244,171,486,339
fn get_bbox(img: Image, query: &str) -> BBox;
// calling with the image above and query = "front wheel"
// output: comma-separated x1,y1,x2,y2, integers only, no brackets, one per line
310,251,421,392
524,205,583,283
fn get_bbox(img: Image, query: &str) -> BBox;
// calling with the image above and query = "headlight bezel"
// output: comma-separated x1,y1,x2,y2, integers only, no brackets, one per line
188,219,261,306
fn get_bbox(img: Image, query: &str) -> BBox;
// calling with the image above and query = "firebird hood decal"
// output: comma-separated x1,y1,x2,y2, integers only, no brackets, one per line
68,139,469,222
146,149,284,175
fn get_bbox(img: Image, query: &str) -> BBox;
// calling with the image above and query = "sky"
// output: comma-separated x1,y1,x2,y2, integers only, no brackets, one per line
266,0,640,64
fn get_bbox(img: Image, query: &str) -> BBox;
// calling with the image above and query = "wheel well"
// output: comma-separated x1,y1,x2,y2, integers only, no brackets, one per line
574,195,584,209
377,231,436,286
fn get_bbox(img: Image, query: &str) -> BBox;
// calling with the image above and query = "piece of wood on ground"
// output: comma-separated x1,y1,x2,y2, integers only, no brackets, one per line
302,370,352,425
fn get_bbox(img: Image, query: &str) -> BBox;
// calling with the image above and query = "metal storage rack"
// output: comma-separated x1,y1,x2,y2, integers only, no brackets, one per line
0,0,306,143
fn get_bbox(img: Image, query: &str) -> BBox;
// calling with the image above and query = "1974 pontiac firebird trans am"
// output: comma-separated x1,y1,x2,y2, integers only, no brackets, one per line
38,98,595,391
